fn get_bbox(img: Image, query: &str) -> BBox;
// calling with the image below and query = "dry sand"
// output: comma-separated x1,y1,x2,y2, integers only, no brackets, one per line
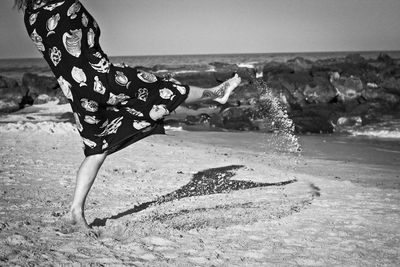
0,103,399,266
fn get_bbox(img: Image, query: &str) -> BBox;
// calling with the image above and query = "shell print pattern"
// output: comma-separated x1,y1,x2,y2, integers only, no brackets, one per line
102,140,109,150
107,92,130,105
93,76,106,94
136,88,148,102
107,107,120,112
67,2,81,19
133,120,151,130
100,120,108,128
84,115,101,125
173,84,187,95
125,107,144,117
43,1,65,11
49,47,62,66
159,88,175,100
30,29,45,52
81,98,98,112
149,104,169,121
90,57,110,73
71,67,87,87
73,112,83,132
137,70,157,83
87,28,95,48
82,13,89,27
63,29,82,58
46,13,60,36
29,13,38,25
95,117,124,137
115,71,131,88
33,2,46,9
57,76,73,101
93,52,102,58
24,1,191,156
82,137,97,149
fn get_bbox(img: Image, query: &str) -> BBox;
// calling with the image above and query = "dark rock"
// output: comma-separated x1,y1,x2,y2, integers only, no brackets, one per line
209,113,224,128
290,103,344,133
174,72,221,88
263,61,293,76
236,67,257,81
22,72,58,95
363,85,400,104
52,87,69,104
184,113,211,125
0,99,19,113
336,116,362,127
286,57,314,72
209,62,236,69
0,75,19,88
381,77,400,96
0,86,26,100
34,94,57,104
224,83,258,105
303,82,336,104
292,115,334,133
217,107,256,131
330,73,364,101
346,102,387,124
333,116,363,133
377,53,395,65
58,112,74,122
280,72,313,86
345,54,366,64
19,89,34,109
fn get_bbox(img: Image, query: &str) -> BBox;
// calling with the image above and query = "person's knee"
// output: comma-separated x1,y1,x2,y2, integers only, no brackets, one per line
87,152,107,164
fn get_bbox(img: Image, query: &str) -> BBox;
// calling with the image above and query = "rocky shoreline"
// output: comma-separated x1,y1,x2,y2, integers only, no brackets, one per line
1,53,399,134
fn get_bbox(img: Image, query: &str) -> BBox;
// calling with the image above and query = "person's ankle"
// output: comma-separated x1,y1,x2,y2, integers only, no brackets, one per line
70,205,83,215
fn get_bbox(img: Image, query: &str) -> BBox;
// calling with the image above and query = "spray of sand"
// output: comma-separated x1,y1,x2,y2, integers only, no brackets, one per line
251,77,301,154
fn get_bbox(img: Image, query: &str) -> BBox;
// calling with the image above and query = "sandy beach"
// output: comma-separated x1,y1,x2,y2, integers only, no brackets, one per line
0,103,399,266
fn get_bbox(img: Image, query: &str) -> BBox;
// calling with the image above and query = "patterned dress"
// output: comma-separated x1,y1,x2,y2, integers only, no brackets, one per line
24,0,189,156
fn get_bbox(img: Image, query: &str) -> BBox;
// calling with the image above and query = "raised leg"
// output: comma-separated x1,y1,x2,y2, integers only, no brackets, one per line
184,74,241,104
69,152,107,230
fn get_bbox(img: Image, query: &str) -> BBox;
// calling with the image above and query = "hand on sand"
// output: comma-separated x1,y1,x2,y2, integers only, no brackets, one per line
214,73,241,104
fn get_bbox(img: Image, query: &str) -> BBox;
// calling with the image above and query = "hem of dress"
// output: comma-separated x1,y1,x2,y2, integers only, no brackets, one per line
83,122,165,157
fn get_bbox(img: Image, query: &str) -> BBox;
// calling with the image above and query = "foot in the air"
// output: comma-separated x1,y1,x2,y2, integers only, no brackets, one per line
214,74,241,104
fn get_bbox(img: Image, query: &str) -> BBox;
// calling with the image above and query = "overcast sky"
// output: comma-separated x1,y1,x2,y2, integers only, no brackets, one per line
0,0,399,59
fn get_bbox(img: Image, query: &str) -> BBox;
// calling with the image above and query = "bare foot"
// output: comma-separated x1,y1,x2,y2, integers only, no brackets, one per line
55,210,88,235
214,74,241,104
70,207,91,231
56,208,100,238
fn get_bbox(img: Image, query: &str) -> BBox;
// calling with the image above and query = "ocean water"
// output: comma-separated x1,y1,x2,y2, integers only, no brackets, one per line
2,50,400,81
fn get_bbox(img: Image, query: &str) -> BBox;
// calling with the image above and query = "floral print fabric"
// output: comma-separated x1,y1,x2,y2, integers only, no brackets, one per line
24,0,189,156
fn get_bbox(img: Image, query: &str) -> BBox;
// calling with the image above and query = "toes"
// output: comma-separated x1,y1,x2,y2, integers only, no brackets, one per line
85,229,100,239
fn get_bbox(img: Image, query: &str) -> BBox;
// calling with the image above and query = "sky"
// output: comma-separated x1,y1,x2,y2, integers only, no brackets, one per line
0,0,399,59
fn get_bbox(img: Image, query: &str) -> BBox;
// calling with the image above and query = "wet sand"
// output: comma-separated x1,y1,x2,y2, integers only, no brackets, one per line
0,104,400,266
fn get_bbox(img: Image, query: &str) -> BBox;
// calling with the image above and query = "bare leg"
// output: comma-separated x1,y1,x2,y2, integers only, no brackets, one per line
69,152,107,230
184,74,241,104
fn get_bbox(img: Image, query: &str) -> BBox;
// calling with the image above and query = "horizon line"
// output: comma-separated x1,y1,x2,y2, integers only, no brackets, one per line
1,49,399,60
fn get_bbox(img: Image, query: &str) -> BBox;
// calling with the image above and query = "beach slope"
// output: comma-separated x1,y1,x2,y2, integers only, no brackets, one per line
0,105,399,266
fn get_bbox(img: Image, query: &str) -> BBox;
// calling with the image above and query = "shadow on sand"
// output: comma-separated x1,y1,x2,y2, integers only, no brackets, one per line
90,165,297,227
